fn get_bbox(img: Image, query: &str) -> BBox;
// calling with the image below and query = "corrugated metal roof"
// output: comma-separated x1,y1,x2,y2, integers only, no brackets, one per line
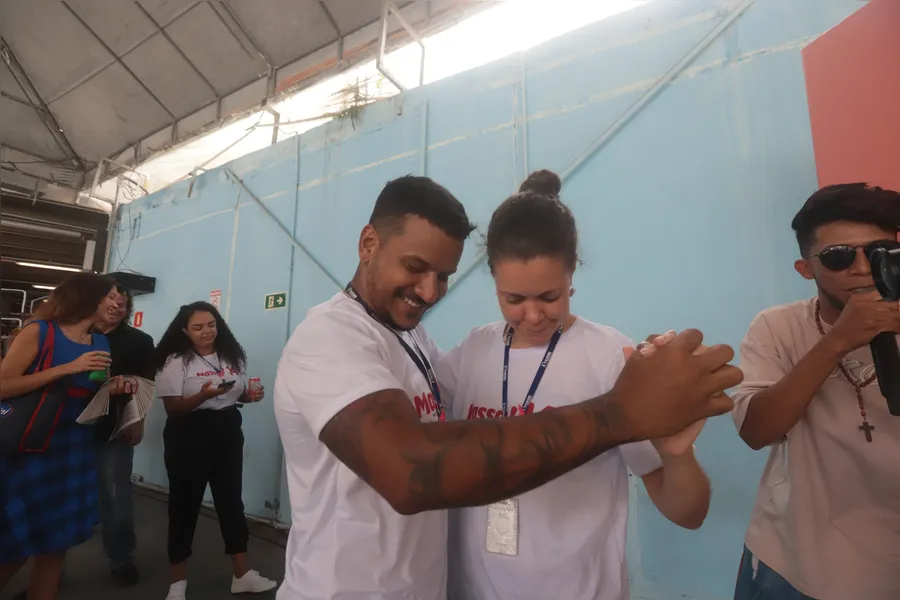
0,0,487,206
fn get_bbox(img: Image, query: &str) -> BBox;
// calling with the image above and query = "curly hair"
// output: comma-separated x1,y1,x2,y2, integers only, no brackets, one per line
151,301,247,373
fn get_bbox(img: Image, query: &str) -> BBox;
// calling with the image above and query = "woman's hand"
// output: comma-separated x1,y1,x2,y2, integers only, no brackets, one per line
107,376,136,395
199,380,230,400
66,351,111,375
244,385,265,403
625,329,712,458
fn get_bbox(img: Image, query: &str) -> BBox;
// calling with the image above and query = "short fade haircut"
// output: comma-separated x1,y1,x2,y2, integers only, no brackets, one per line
369,175,476,241
792,183,900,255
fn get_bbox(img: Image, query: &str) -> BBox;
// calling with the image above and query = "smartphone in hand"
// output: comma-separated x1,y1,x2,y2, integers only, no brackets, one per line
217,380,236,390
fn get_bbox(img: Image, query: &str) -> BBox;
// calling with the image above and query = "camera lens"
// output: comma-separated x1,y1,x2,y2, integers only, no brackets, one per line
871,247,900,301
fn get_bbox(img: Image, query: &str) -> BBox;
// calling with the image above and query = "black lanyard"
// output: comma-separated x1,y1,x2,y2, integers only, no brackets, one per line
501,326,563,417
198,353,224,376
344,284,445,421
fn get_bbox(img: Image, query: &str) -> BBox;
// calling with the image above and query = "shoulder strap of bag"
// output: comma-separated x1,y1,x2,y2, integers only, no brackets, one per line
35,321,56,373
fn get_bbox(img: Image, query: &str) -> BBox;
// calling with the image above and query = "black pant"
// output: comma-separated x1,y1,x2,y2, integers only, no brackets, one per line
163,407,249,564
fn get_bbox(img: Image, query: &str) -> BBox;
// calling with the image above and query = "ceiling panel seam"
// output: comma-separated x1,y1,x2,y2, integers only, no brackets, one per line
58,0,176,120
215,1,273,69
318,1,343,36
133,1,219,97
214,0,274,95
46,0,204,105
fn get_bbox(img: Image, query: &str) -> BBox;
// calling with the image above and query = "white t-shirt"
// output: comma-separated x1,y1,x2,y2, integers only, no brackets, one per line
156,352,248,410
435,319,662,600
273,292,447,600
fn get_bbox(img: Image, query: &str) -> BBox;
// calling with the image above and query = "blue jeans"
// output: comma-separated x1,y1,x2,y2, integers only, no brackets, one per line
734,546,817,600
96,442,136,570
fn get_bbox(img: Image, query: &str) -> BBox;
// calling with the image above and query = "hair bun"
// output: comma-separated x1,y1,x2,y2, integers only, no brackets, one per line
518,169,562,196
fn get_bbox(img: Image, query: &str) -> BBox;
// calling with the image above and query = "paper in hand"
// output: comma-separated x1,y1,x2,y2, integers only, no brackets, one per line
77,376,156,434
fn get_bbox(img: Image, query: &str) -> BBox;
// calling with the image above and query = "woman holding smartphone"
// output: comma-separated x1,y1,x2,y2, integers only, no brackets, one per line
152,302,276,600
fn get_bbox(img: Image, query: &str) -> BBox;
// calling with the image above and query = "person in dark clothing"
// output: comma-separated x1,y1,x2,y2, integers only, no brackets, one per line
93,285,155,586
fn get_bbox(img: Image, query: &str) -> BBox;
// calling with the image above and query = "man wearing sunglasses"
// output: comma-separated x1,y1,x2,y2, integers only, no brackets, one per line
731,183,900,600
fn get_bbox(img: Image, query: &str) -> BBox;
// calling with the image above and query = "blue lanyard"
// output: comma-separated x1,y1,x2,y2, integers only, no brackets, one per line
344,284,445,421
501,326,563,417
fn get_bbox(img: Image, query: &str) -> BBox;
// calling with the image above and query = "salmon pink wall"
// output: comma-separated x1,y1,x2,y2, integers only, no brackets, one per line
803,0,900,191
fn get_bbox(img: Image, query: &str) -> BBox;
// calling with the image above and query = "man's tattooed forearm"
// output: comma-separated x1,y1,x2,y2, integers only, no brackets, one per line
403,395,626,510
321,390,628,513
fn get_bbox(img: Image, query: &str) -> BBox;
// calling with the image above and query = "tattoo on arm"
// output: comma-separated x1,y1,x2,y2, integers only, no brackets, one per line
320,389,629,514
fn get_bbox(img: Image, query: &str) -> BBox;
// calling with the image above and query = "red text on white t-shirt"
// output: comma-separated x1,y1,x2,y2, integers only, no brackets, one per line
465,403,555,420
195,366,241,378
413,391,440,419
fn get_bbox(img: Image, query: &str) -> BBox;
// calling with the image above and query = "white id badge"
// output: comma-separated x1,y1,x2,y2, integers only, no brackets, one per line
485,499,519,556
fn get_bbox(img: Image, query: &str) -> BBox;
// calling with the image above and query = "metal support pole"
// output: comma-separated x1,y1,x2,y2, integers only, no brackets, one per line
1,288,26,313
82,239,97,271
30,296,48,313
419,100,428,175
265,106,281,145
447,0,753,294
224,169,343,289
102,178,122,273
376,1,427,90
561,1,752,181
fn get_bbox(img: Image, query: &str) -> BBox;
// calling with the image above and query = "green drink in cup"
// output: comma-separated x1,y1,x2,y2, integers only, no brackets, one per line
87,351,112,382
88,367,110,383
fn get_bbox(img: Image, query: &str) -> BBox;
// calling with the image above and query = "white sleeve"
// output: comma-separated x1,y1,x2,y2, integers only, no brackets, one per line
156,357,185,398
434,339,466,418
601,330,664,476
276,309,405,437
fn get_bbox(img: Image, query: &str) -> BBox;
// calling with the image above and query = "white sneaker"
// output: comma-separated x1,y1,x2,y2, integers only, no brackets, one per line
231,570,278,594
165,580,187,600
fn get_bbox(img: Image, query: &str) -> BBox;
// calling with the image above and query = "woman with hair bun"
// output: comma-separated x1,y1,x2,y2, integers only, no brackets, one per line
437,170,712,600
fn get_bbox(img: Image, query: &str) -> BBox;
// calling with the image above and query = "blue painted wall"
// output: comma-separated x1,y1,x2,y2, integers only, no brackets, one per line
111,1,863,598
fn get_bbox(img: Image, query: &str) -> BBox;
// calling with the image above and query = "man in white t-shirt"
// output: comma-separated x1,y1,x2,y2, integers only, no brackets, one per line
273,175,743,600
732,183,900,600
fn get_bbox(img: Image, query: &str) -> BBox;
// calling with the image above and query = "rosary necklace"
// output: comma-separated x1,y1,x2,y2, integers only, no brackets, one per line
814,299,876,442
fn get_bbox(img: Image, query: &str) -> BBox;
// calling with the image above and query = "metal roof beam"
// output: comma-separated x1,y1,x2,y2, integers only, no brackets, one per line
133,1,220,98
0,142,79,170
0,38,86,172
60,1,176,121
0,165,80,191
215,1,273,69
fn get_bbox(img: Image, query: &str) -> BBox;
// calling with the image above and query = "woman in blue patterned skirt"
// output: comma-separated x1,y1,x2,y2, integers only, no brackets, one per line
0,273,131,600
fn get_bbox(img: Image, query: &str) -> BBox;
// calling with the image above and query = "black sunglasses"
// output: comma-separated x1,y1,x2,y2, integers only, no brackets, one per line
807,239,900,271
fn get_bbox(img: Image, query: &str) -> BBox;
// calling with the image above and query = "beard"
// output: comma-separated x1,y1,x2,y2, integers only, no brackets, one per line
362,263,409,331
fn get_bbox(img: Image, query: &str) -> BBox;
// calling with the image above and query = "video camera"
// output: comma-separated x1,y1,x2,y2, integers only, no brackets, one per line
865,246,900,416
870,246,900,302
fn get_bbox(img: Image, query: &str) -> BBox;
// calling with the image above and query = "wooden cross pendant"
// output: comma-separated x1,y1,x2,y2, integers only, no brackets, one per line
859,420,875,442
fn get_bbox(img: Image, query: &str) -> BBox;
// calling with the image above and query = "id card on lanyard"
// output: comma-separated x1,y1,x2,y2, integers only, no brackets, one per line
487,324,563,557
343,284,446,422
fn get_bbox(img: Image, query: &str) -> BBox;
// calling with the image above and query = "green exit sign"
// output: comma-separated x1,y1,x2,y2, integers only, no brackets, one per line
264,292,287,311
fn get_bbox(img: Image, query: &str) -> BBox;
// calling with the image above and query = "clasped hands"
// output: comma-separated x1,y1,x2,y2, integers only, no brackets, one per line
624,330,713,459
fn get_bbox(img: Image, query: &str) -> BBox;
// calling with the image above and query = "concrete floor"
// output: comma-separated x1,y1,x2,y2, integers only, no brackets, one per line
0,489,287,600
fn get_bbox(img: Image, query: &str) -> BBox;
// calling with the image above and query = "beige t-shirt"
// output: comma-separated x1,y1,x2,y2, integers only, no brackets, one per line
732,298,900,600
